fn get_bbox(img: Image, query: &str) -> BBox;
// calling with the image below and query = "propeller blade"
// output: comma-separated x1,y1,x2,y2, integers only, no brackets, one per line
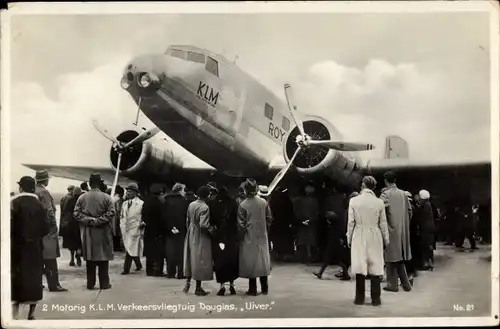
263,146,302,197
308,140,375,151
110,152,122,197
92,119,121,146
284,84,306,137
123,126,161,148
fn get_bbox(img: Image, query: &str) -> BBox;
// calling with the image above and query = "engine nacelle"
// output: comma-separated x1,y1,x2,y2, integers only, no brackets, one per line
282,115,363,189
109,129,183,182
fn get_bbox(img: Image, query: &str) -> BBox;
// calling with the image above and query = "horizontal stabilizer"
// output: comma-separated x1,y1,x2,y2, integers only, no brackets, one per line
384,135,409,159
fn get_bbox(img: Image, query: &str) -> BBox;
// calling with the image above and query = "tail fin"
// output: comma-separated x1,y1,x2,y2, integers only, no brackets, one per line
384,135,409,159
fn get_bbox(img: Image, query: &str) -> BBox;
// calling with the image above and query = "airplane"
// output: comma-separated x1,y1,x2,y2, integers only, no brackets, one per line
24,44,491,206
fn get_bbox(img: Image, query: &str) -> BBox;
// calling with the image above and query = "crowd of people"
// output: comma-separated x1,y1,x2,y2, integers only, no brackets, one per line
10,168,490,319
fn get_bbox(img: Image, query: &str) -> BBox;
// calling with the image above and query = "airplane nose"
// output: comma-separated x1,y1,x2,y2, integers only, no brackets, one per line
121,56,162,91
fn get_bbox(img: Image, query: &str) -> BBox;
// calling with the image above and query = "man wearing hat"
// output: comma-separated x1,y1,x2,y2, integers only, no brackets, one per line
73,173,116,290
238,178,273,296
120,183,145,274
35,169,67,292
379,171,412,292
11,176,49,320
164,182,189,279
142,183,167,277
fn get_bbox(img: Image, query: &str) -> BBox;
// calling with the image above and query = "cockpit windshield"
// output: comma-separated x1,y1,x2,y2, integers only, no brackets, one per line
165,47,219,77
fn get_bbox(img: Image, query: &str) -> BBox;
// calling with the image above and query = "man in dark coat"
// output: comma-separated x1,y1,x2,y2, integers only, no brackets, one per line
314,188,350,281
61,187,84,267
268,187,295,262
455,197,478,252
142,183,166,277
35,169,67,292
73,173,115,290
210,186,240,296
11,176,49,320
164,183,189,279
112,185,125,252
292,184,320,263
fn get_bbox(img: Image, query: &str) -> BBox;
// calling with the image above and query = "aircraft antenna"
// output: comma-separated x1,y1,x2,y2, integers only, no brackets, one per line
234,55,239,65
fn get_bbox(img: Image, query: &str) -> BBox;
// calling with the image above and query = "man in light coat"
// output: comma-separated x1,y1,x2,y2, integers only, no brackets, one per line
120,183,145,274
380,171,413,292
347,176,390,306
73,173,115,290
35,170,68,292
238,178,273,296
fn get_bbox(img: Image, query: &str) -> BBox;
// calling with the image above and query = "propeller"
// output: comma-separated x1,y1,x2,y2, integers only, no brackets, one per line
92,119,161,196
260,84,376,197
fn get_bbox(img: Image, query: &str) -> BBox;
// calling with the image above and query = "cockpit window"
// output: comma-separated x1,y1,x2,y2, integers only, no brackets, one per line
206,56,219,77
187,51,205,64
168,49,186,59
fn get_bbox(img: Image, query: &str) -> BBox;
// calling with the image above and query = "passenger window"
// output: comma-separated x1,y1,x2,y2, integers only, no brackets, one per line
187,51,205,64
282,116,290,130
206,57,219,77
169,49,185,59
264,103,273,120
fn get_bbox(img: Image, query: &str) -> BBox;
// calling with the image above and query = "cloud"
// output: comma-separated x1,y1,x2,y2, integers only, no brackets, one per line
258,58,490,163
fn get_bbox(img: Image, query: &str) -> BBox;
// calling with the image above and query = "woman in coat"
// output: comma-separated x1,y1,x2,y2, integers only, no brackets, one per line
238,178,273,296
416,190,436,270
183,185,216,296
61,187,83,267
347,176,390,306
210,186,239,296
11,176,49,320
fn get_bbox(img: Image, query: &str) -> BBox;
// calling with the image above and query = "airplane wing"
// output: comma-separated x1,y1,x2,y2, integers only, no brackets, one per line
366,158,491,205
22,163,134,186
22,163,218,190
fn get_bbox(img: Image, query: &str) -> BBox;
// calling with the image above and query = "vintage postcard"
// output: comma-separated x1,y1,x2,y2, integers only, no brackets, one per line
1,1,498,328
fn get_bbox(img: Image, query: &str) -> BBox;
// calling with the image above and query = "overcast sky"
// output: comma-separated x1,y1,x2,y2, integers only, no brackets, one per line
8,10,492,192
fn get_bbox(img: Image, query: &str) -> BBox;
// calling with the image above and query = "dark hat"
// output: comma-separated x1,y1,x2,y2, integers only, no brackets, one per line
73,186,83,196
126,183,140,193
207,181,218,192
35,170,50,182
17,176,36,191
89,173,103,185
196,185,211,199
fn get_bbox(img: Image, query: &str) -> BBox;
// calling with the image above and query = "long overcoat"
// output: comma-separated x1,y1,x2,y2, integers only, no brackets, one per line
73,189,115,261
163,192,189,266
142,195,165,259
61,194,83,251
346,189,390,276
120,197,145,257
210,192,239,283
238,195,273,278
35,185,60,259
415,200,436,251
11,193,49,303
183,199,215,281
380,185,412,262
292,195,319,247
